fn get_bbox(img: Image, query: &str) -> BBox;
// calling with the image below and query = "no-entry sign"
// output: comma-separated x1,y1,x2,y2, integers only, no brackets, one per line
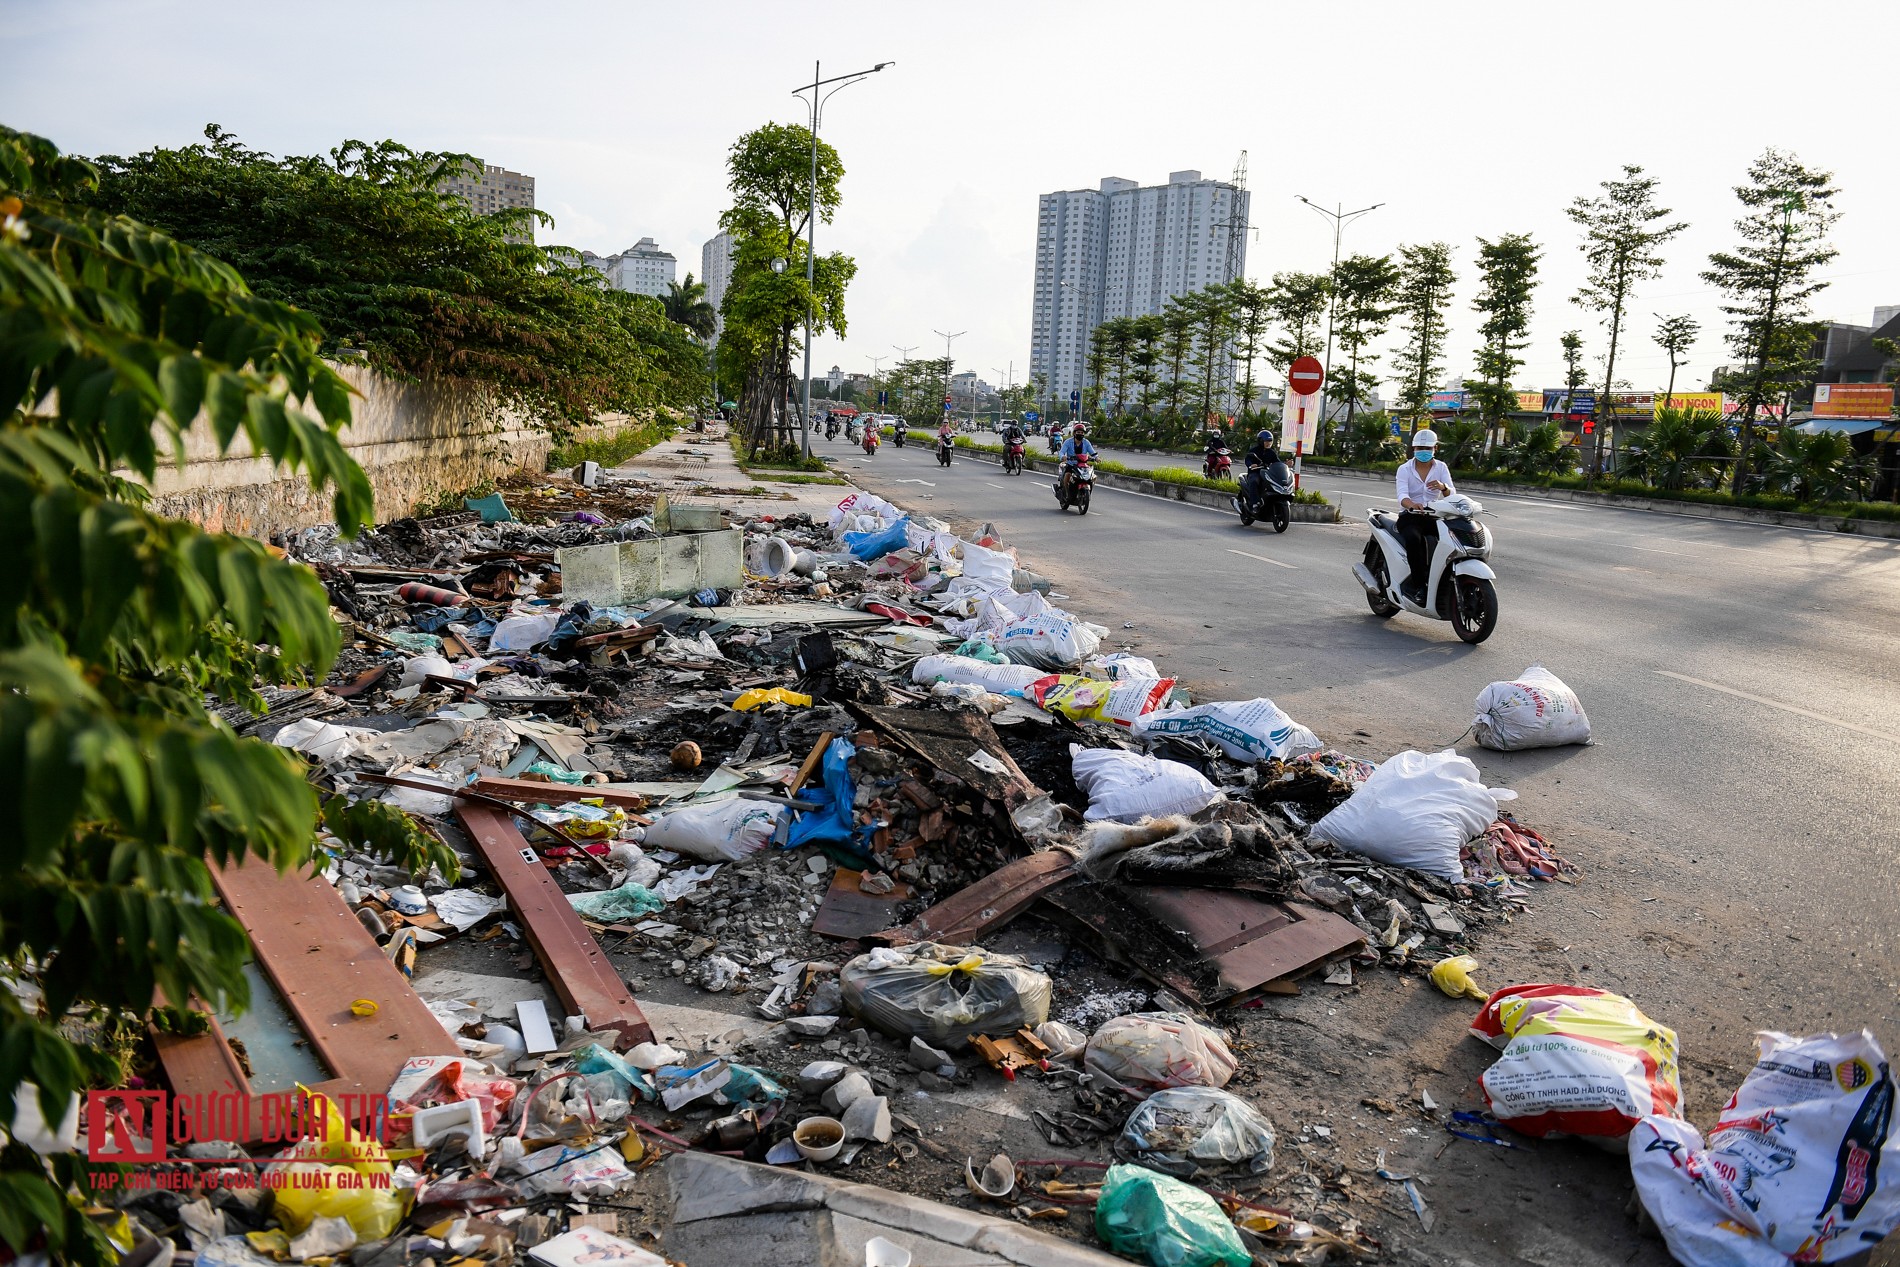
1288,356,1324,397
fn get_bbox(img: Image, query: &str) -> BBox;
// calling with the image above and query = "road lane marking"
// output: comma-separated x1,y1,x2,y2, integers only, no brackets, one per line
1227,548,1298,570
1623,544,1683,555
1653,671,1900,745
894,478,936,486
985,482,1008,490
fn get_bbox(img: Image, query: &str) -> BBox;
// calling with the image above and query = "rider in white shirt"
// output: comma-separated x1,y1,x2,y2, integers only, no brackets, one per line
1395,429,1454,602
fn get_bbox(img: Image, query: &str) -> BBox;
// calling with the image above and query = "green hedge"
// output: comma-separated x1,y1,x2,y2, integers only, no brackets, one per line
943,436,1331,505
547,416,678,470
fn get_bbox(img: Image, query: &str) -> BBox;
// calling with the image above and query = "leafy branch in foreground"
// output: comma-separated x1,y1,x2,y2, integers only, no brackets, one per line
0,123,453,1264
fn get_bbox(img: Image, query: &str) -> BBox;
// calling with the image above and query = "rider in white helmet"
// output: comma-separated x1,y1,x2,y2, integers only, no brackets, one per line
1395,428,1455,603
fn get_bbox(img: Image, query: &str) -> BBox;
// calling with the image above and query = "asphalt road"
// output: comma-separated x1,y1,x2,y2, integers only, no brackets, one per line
832,436,1900,1066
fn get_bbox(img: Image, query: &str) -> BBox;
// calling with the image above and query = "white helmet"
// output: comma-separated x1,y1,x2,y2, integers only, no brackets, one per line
1412,429,1439,449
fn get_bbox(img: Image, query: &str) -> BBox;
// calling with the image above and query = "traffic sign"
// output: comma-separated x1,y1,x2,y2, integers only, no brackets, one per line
878,390,888,407
1288,356,1324,397
1024,410,1040,423
1070,389,1081,411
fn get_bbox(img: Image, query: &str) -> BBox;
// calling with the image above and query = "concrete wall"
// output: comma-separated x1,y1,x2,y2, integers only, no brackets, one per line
143,363,561,537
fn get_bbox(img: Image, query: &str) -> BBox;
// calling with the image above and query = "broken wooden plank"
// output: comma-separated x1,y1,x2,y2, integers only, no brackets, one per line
876,849,1079,947
152,860,458,1142
853,704,1040,807
452,802,653,1048
466,777,649,810
789,731,834,796
810,868,914,940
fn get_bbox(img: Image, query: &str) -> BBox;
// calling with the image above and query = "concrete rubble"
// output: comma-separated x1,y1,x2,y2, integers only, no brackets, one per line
79,451,1706,1267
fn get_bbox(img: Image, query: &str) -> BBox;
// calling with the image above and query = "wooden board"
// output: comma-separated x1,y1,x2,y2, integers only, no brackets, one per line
453,802,654,1047
877,849,1077,946
152,859,457,1141
810,868,914,940
854,704,1040,807
466,777,650,810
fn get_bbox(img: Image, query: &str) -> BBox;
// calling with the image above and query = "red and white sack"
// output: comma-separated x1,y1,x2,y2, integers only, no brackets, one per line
1471,983,1681,1139
1630,1030,1900,1265
1472,663,1592,750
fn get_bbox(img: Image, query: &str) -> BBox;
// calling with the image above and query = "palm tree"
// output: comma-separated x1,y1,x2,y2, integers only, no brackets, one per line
1759,430,1876,504
663,273,717,340
1623,407,1732,490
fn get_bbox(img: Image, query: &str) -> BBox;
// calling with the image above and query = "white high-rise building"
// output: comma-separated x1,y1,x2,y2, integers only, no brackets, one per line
577,237,677,298
1028,170,1249,414
701,232,735,342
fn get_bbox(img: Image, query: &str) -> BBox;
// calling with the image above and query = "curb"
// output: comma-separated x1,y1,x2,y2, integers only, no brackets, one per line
950,445,1343,523
1298,462,1900,539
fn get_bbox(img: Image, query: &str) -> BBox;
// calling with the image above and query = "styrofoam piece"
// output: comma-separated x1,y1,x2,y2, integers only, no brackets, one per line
410,1098,485,1157
516,999,558,1053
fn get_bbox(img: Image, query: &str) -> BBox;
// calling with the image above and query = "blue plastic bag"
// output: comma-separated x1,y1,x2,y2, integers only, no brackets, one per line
465,492,515,523
787,737,862,849
841,515,911,562
573,1043,655,1102
1094,1164,1249,1267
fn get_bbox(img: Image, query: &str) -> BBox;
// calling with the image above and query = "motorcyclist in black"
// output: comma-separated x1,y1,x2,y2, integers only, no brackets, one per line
1203,426,1228,462
1240,428,1280,511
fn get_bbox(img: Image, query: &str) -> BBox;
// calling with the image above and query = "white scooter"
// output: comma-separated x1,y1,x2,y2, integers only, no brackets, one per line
1351,494,1498,643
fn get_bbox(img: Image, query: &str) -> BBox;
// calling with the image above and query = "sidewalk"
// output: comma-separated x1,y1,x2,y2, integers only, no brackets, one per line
596,420,854,520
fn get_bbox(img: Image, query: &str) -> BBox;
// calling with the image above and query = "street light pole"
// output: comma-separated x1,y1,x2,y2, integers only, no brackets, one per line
793,59,892,460
868,354,885,415
1296,196,1383,449
892,344,916,426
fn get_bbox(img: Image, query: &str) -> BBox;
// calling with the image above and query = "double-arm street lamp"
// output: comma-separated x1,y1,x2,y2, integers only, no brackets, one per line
793,60,893,458
1295,195,1383,438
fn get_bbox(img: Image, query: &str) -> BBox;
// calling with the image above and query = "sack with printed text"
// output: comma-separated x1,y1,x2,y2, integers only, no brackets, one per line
1134,697,1320,763
995,613,1103,671
1030,674,1175,727
1471,983,1680,1139
1630,1029,1899,1266
1472,663,1593,750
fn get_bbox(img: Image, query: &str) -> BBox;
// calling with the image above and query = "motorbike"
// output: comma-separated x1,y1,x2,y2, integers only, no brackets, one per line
893,424,906,447
824,417,839,441
1055,454,1095,514
1351,494,1498,644
861,427,880,456
935,434,954,467
1203,446,1233,481
1232,459,1294,533
1047,430,1062,454
1003,433,1026,474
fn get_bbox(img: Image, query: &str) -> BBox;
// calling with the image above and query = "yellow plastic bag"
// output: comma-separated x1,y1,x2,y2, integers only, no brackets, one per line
1430,955,1488,1000
732,687,813,711
264,1090,409,1240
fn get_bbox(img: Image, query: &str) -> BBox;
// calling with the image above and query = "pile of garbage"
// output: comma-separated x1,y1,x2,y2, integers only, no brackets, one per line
78,473,1822,1267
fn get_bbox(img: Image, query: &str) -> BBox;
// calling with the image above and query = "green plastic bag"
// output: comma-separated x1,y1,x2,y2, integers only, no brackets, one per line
1094,1164,1249,1267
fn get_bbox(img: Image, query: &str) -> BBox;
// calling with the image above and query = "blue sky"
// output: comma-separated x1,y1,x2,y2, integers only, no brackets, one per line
7,0,1897,395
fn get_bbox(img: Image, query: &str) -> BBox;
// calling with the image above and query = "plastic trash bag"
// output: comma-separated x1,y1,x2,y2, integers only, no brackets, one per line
1094,1163,1250,1267
489,611,561,652
1030,674,1175,728
1311,749,1512,882
573,1043,655,1102
1133,698,1320,764
839,942,1051,1048
995,613,1103,671
1630,1029,1900,1266
786,737,866,853
1471,983,1680,1139
1034,1020,1089,1062
911,654,1047,693
1089,652,1163,682
1472,663,1593,751
1085,1013,1238,1098
567,883,664,922
1071,746,1219,824
957,540,1016,590
262,1091,407,1240
1118,1086,1276,1177
842,515,912,561
732,686,812,711
829,491,901,534
643,798,785,862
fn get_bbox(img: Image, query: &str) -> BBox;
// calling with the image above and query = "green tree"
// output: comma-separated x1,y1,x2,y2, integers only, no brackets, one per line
1083,342,1111,419
1327,254,1400,426
1128,315,1164,418
1652,313,1700,406
1701,149,1840,492
1,126,452,1263
1159,303,1197,424
1338,412,1400,465
1225,279,1272,418
1433,418,1488,471
1498,420,1580,478
1186,288,1234,424
1095,317,1137,415
717,123,855,456
1466,233,1541,449
1560,329,1588,395
1566,164,1687,477
85,127,704,426
1623,406,1733,490
663,272,717,340
1758,428,1874,503
1390,242,1457,420
1263,270,1330,376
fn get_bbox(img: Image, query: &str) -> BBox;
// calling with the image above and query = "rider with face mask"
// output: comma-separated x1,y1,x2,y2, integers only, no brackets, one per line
1395,429,1454,603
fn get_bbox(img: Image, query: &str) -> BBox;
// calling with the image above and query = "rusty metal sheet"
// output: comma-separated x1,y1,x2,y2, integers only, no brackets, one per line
1039,879,1364,1008
877,849,1078,946
153,859,458,1141
453,802,654,1048
811,869,914,940
855,704,1040,807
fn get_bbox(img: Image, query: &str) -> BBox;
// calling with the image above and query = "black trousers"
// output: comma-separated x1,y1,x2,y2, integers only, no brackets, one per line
1398,511,1436,592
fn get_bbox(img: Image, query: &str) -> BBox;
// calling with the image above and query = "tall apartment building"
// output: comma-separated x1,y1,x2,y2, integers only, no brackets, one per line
701,232,735,343
439,161,536,242
1028,170,1250,412
577,237,677,299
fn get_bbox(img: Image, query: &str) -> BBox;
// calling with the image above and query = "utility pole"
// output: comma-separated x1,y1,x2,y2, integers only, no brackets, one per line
793,58,892,459
868,354,885,414
892,344,917,424
935,329,965,427
1296,195,1384,450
